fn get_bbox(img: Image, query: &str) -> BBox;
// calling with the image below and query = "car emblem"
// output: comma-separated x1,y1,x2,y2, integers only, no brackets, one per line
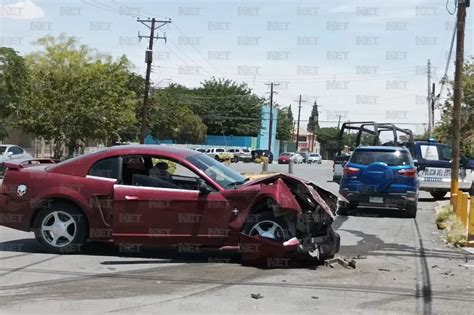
17,184,27,197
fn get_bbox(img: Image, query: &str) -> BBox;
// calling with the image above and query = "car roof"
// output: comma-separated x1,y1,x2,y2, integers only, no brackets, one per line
355,146,409,152
48,145,199,176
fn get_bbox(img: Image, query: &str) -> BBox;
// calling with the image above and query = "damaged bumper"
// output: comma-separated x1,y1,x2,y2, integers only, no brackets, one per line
238,174,341,266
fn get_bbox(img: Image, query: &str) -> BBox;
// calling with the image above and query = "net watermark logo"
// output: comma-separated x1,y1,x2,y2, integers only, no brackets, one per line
30,21,52,31
267,21,289,31
119,36,139,46
356,95,378,105
0,36,23,45
415,6,438,16
356,65,378,75
178,213,202,223
297,36,319,46
178,243,201,253
297,65,318,75
386,51,408,60
327,51,349,60
356,7,380,16
415,36,438,46
386,80,408,90
327,21,349,31
386,110,408,119
179,66,201,75
267,51,289,60
386,21,408,31
208,21,231,31
90,21,111,31
178,36,201,46
178,7,200,16
155,51,171,60
327,80,349,90
237,65,260,75
59,7,82,16
297,6,319,16
326,110,348,120
356,36,379,46
237,36,261,46
238,7,260,16
118,213,142,223
208,51,231,60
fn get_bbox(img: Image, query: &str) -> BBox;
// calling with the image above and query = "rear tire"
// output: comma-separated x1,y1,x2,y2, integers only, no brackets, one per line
34,202,87,254
430,191,447,200
406,201,418,218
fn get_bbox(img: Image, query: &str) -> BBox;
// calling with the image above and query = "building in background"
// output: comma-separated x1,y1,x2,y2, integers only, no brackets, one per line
292,128,320,153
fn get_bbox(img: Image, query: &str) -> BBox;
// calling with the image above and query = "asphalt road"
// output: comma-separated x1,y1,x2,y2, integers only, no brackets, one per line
1,161,473,314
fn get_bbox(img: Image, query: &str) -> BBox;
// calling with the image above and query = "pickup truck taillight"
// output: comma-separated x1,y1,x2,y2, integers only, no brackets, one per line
344,166,360,175
398,168,417,177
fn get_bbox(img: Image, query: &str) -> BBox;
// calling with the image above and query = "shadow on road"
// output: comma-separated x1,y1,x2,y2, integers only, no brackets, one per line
338,207,407,218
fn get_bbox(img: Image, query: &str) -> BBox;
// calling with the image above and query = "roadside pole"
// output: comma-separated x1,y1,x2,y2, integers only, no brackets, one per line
450,0,467,203
427,59,432,137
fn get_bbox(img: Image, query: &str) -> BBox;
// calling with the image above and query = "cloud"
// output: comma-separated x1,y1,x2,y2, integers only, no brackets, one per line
0,0,45,20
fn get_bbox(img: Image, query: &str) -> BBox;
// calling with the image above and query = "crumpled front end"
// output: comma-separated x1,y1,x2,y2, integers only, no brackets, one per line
238,174,341,266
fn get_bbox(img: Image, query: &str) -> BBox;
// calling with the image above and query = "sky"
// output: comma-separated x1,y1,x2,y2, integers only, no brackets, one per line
1,0,473,134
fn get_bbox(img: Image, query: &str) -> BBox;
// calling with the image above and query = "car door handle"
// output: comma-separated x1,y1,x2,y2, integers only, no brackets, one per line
125,195,140,200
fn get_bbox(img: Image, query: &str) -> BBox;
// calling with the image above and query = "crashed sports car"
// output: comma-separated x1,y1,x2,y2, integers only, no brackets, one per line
0,145,340,265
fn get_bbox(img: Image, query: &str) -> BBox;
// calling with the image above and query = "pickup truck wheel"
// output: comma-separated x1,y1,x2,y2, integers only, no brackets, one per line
34,203,87,254
430,191,447,200
405,201,418,218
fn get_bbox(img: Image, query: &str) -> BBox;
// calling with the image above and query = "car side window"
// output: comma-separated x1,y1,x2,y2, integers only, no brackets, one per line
439,146,452,161
88,157,121,180
420,145,439,161
8,146,23,155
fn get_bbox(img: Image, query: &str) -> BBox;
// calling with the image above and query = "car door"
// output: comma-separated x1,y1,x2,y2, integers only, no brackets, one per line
112,155,231,247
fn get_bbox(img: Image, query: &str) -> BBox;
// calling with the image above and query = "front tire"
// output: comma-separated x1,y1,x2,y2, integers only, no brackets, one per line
34,202,87,254
406,201,418,218
242,211,289,241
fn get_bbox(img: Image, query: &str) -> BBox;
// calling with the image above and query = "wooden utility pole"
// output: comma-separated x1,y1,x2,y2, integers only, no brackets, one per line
450,0,467,199
137,18,171,144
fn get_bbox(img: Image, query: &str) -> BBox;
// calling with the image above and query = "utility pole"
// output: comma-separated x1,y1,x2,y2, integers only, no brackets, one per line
427,59,432,137
450,0,468,199
294,95,306,151
137,17,171,144
431,82,436,131
265,82,278,153
337,115,342,130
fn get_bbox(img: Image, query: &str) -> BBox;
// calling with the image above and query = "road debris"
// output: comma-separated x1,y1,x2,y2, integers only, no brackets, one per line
378,268,390,272
250,293,264,299
324,256,356,269
311,296,319,299
431,264,439,269
353,255,367,260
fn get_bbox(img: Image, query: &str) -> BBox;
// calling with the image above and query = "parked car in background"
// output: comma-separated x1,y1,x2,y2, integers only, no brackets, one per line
278,152,296,164
194,148,206,153
0,145,340,265
227,148,252,163
339,146,419,218
205,148,233,162
0,144,32,163
251,149,274,164
294,153,304,164
297,152,309,163
308,153,322,164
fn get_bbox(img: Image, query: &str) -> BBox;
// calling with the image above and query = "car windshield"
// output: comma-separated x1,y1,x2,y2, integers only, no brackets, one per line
186,153,247,189
0,146,6,155
310,154,320,157
280,153,291,156
350,150,412,166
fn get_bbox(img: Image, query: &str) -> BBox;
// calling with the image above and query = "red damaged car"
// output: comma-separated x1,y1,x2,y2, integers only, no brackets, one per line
0,145,340,265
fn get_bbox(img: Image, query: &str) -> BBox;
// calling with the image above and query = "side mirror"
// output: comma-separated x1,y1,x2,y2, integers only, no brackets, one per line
7,152,13,158
198,179,211,195
413,159,418,167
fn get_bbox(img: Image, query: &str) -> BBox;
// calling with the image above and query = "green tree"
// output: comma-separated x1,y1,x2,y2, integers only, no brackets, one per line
148,88,207,144
193,78,263,136
434,57,474,157
307,101,320,134
276,105,294,141
16,35,136,158
0,47,29,140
